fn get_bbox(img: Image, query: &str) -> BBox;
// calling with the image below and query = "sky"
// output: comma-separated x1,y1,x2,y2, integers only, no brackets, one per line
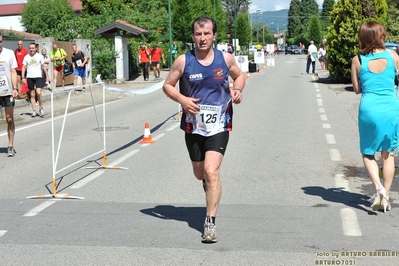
0,0,325,12
250,0,324,12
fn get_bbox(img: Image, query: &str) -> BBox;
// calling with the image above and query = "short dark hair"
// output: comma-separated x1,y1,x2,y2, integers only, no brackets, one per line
191,16,217,35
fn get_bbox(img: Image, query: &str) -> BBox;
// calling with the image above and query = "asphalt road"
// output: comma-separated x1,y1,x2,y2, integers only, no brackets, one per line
0,55,398,266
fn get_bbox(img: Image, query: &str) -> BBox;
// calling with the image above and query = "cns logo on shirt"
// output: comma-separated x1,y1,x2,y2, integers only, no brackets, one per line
213,68,224,80
189,73,203,81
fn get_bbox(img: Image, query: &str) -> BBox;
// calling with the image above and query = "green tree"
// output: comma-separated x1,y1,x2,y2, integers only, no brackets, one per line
307,15,322,44
320,0,335,32
287,0,301,39
21,0,75,40
327,0,388,82
299,0,320,33
386,0,399,42
236,12,251,46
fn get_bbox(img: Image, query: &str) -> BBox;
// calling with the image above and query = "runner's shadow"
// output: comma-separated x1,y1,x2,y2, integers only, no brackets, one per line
0,147,7,154
301,186,376,215
140,205,206,234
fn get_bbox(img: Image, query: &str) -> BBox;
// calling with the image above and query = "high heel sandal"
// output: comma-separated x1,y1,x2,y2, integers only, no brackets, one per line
370,187,386,211
381,197,392,213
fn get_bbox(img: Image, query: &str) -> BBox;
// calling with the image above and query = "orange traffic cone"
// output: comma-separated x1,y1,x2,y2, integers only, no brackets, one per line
247,72,251,80
139,122,155,144
263,64,266,70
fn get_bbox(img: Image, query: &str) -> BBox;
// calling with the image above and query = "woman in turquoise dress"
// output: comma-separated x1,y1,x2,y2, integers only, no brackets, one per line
351,21,399,213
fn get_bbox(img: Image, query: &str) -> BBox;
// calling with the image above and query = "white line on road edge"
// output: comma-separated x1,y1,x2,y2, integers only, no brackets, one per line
166,123,180,132
317,99,323,106
0,230,7,238
340,208,362,236
108,149,140,167
23,200,59,217
325,134,337,144
329,149,342,161
70,170,105,189
322,123,331,129
0,100,121,138
141,133,165,147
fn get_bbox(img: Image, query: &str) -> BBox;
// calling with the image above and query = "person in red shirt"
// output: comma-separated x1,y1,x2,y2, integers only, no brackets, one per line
149,44,165,80
138,43,150,81
14,40,28,92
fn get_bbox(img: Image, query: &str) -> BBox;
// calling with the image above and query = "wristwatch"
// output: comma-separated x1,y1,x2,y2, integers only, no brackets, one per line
234,88,242,93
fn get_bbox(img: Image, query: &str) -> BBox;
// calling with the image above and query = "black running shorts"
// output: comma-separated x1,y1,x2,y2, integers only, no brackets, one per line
27,77,43,91
185,131,229,162
0,95,15,107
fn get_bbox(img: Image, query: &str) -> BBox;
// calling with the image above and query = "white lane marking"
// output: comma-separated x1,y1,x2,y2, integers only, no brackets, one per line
318,107,325,113
70,170,105,189
334,174,350,191
325,134,336,144
23,200,59,217
141,133,165,147
320,114,328,121
340,208,362,236
108,149,139,167
329,149,342,161
317,99,323,106
322,123,331,129
314,82,319,88
0,230,7,238
316,93,321,98
166,123,180,132
315,89,320,92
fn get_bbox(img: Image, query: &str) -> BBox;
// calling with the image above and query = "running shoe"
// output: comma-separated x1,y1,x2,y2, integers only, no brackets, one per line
39,108,44,117
31,111,37,117
7,146,15,157
202,216,218,243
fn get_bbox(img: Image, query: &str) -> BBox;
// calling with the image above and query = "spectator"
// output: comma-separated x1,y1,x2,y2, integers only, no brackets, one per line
41,48,51,89
318,43,327,71
22,43,49,117
169,41,178,63
50,43,67,91
71,44,88,90
284,43,288,55
14,40,28,92
350,21,399,213
227,43,234,54
149,44,165,80
138,43,150,81
306,40,318,74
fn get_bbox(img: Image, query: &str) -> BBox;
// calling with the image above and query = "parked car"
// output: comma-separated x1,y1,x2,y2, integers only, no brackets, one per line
385,42,399,54
288,45,300,55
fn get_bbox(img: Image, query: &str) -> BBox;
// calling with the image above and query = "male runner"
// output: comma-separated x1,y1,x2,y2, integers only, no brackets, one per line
0,34,18,156
22,43,49,117
162,16,245,243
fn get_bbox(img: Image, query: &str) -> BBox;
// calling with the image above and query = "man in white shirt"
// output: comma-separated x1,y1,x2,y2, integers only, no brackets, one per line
306,40,318,74
21,43,49,117
0,34,18,156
